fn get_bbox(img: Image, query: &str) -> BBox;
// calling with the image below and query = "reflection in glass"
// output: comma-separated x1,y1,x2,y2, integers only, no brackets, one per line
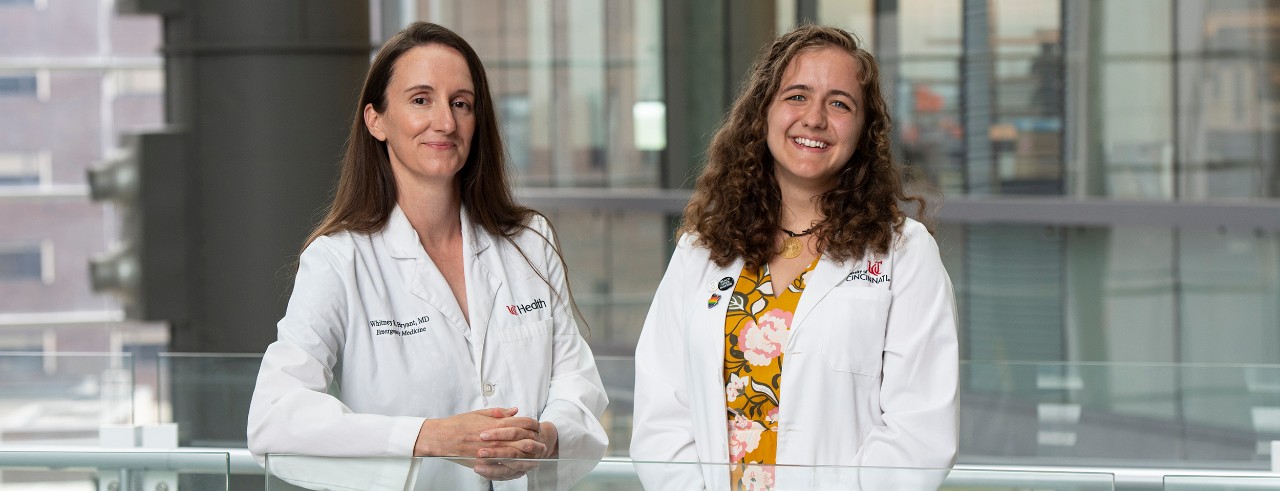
0,352,133,446
267,455,1118,491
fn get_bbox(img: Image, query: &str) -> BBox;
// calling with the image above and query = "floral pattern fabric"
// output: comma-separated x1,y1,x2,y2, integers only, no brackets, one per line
724,260,816,490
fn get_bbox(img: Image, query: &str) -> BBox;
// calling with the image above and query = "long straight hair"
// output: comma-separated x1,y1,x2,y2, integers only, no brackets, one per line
306,22,528,246
303,22,587,331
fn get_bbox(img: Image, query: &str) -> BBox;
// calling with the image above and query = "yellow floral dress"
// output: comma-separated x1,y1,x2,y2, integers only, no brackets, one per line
724,259,817,490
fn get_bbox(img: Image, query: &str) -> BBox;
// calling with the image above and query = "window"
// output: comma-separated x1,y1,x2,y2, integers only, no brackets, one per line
0,242,52,284
0,151,48,186
0,74,37,96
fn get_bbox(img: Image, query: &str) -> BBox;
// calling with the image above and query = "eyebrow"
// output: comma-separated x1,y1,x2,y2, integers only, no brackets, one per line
780,84,857,101
403,84,475,98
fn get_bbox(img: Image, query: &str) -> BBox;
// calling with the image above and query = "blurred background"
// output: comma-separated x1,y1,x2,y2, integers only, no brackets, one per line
2,0,1280,489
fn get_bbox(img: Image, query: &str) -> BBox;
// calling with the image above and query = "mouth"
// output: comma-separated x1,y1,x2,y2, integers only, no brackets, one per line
791,136,829,149
423,142,456,150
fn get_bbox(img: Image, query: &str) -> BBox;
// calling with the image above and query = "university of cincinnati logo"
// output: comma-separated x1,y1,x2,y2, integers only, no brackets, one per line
845,260,890,284
507,298,548,315
867,259,883,276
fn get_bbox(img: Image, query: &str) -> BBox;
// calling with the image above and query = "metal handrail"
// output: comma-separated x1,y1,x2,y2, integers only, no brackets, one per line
4,446,1280,489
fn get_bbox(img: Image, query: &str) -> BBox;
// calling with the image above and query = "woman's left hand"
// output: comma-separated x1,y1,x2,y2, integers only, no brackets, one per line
471,421,559,481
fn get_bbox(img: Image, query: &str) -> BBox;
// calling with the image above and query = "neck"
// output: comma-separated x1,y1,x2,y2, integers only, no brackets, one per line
397,177,463,249
778,181,825,233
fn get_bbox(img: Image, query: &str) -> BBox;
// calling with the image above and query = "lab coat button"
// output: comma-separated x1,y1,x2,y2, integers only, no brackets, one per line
482,382,496,397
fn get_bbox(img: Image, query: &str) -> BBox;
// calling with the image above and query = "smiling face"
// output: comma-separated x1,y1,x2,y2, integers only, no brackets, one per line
765,46,866,194
364,44,476,187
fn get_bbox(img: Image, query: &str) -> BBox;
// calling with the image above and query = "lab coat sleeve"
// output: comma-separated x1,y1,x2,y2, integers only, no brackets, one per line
529,217,609,488
852,220,959,469
630,235,706,489
247,238,426,470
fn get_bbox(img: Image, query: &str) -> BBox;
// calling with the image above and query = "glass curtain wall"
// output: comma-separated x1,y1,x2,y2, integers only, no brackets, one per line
389,1,669,356
0,0,169,440
805,0,1280,466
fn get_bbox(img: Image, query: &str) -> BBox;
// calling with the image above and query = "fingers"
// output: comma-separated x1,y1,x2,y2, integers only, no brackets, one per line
476,440,547,459
479,426,539,443
489,416,540,432
476,407,517,418
496,459,541,473
473,462,526,481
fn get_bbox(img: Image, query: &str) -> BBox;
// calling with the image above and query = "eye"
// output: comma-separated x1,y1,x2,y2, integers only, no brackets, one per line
451,100,473,111
831,100,852,111
411,97,428,105
785,94,806,102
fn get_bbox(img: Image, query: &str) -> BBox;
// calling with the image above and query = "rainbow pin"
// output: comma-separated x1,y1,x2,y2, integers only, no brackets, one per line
707,293,721,308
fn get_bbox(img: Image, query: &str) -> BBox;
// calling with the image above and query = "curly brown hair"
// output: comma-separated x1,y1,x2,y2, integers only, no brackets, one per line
680,24,927,269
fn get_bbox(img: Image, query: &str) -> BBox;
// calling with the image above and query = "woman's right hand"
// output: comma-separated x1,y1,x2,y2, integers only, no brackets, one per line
414,407,546,459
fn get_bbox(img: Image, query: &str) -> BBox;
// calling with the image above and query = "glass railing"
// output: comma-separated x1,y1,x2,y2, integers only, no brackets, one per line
263,455,1114,490
2,352,1280,475
0,449,229,490
1164,474,1280,490
961,362,1280,469
0,351,134,446
1162,473,1280,488
158,352,262,447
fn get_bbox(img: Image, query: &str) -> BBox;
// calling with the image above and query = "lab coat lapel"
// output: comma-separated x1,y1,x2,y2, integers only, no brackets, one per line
381,205,470,334
462,211,499,354
690,258,742,463
787,255,848,351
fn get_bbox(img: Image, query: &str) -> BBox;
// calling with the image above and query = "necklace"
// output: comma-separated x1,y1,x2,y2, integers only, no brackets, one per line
780,227,813,259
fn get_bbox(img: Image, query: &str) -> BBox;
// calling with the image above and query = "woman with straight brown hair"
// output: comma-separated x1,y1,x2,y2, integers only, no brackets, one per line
248,22,607,490
631,25,957,489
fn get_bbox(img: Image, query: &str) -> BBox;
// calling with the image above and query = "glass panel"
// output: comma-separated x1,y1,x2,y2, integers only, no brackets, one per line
0,449,229,490
542,209,671,356
898,60,964,195
938,223,1280,366
958,224,1066,362
893,0,965,195
991,0,1063,195
1100,61,1175,198
265,455,1111,490
1092,1,1174,199
1179,228,1280,365
1064,226,1179,364
158,353,262,447
594,355,634,457
416,0,664,188
961,361,1280,468
0,352,132,445
1165,475,1280,490
1175,0,1280,200
815,0,874,49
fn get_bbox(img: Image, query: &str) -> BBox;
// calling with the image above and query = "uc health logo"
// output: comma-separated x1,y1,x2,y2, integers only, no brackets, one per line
507,298,548,316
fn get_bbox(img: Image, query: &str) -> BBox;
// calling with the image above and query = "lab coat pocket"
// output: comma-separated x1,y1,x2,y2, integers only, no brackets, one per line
815,287,892,378
497,317,554,342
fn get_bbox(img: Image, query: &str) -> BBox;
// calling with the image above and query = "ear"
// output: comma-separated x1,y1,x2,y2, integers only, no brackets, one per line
364,103,387,142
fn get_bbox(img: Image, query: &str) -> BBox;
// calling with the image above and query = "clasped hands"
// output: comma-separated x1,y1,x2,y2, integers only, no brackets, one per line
414,407,558,481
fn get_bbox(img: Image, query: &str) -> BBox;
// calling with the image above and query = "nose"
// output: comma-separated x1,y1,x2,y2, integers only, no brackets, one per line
432,103,457,134
801,102,827,129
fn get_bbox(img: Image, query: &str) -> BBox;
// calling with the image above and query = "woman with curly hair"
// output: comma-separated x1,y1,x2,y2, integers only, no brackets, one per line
631,25,958,489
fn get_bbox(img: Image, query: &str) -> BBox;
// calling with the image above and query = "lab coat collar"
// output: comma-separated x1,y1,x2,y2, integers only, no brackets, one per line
788,255,855,351
381,204,492,260
381,204,499,339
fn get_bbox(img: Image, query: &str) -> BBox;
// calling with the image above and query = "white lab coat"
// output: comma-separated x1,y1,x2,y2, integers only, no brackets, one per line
248,205,608,490
630,218,958,490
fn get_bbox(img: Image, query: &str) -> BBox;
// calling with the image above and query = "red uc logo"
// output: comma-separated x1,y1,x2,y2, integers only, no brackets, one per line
867,260,883,276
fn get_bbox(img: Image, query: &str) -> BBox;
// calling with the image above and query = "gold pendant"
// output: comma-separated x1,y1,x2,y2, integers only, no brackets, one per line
781,236,802,259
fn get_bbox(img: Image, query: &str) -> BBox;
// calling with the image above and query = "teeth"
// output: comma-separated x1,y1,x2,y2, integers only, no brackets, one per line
793,137,828,148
